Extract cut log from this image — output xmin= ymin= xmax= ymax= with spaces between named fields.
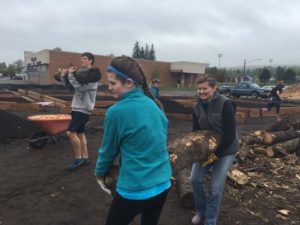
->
xmin=169 ymin=130 xmax=221 ymax=173
xmin=253 ymin=130 xmax=300 ymax=145
xmin=267 ymin=138 xmax=300 ymax=157
xmin=177 ymin=168 xmax=194 ymax=209
xmin=227 ymin=168 xmax=249 ymax=186
xmin=266 ymin=118 xmax=295 ymax=132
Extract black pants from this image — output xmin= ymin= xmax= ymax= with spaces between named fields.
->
xmin=267 ymin=97 xmax=281 ymax=113
xmin=105 ymin=189 xmax=169 ymax=225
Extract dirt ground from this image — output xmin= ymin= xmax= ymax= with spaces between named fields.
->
xmin=0 ymin=105 xmax=299 ymax=225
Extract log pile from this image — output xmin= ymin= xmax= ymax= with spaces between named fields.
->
xmin=241 ymin=120 xmax=300 ymax=157
xmin=231 ymin=120 xmax=300 ymax=223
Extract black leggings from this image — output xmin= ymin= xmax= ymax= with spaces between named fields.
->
xmin=105 ymin=189 xmax=169 ymax=225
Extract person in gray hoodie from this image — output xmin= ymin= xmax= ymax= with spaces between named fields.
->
xmin=61 ymin=52 xmax=99 ymax=171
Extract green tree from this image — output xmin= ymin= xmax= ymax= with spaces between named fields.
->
xmin=13 ymin=59 xmax=23 ymax=73
xmin=140 ymin=47 xmax=145 ymax=59
xmin=258 ymin=68 xmax=271 ymax=83
xmin=275 ymin=66 xmax=285 ymax=80
xmin=215 ymin=69 xmax=227 ymax=82
xmin=52 ymin=47 xmax=62 ymax=51
xmin=283 ymin=69 xmax=297 ymax=83
xmin=132 ymin=41 xmax=140 ymax=58
xmin=144 ymin=44 xmax=150 ymax=60
xmin=0 ymin=62 xmax=7 ymax=75
xmin=205 ymin=67 xmax=218 ymax=77
xmin=149 ymin=44 xmax=156 ymax=60
xmin=6 ymin=64 xmax=16 ymax=76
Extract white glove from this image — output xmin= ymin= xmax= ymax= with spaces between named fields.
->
xmin=96 ymin=177 xmax=112 ymax=196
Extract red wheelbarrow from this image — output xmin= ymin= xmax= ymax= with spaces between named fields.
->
xmin=27 ymin=114 xmax=71 ymax=149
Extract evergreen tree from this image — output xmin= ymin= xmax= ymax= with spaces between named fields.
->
xmin=144 ymin=44 xmax=150 ymax=60
xmin=140 ymin=47 xmax=145 ymax=59
xmin=283 ymin=69 xmax=297 ymax=83
xmin=0 ymin=62 xmax=7 ymax=75
xmin=275 ymin=66 xmax=285 ymax=80
xmin=149 ymin=44 xmax=156 ymax=60
xmin=258 ymin=68 xmax=271 ymax=83
xmin=132 ymin=41 xmax=140 ymax=59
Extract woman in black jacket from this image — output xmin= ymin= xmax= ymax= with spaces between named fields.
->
xmin=190 ymin=76 xmax=239 ymax=225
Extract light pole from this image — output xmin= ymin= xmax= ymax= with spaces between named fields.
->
xmin=269 ymin=58 xmax=273 ymax=67
xmin=243 ymin=58 xmax=261 ymax=77
xmin=217 ymin=53 xmax=223 ymax=69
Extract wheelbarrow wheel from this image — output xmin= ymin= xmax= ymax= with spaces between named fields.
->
xmin=28 ymin=131 xmax=48 ymax=149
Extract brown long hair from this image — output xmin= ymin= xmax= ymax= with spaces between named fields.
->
xmin=109 ymin=56 xmax=163 ymax=109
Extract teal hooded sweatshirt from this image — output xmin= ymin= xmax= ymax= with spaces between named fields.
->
xmin=95 ymin=88 xmax=172 ymax=191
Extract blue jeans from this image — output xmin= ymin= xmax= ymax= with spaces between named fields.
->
xmin=190 ymin=154 xmax=235 ymax=225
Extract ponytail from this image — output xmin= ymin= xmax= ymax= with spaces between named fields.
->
xmin=135 ymin=63 xmax=164 ymax=110
xmin=110 ymin=56 xmax=164 ymax=110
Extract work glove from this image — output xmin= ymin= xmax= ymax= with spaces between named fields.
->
xmin=202 ymin=153 xmax=218 ymax=167
xmin=96 ymin=176 xmax=112 ymax=196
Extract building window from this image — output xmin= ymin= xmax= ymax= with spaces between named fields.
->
xmin=26 ymin=64 xmax=47 ymax=80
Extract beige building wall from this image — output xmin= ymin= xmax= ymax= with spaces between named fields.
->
xmin=171 ymin=61 xmax=207 ymax=74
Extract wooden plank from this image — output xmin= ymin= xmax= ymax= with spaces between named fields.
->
xmin=0 ymin=101 xmax=42 ymax=112
xmin=42 ymin=95 xmax=71 ymax=107
xmin=27 ymin=90 xmax=43 ymax=101
xmin=166 ymin=113 xmax=192 ymax=121
xmin=18 ymin=89 xmax=28 ymax=96
xmin=95 ymin=101 xmax=116 ymax=107
xmin=173 ymin=99 xmax=195 ymax=108
xmin=10 ymin=91 xmax=35 ymax=103
xmin=249 ymin=107 xmax=300 ymax=118
xmin=57 ymin=106 xmax=107 ymax=116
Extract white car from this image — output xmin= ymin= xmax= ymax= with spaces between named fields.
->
xmin=261 ymin=85 xmax=274 ymax=91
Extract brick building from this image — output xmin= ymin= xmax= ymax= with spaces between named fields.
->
xmin=24 ymin=49 xmax=208 ymax=87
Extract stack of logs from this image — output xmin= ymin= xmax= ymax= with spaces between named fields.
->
xmin=169 ymin=118 xmax=300 ymax=209
xmin=241 ymin=118 xmax=300 ymax=159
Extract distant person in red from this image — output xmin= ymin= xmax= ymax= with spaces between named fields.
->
xmin=260 ymin=80 xmax=285 ymax=121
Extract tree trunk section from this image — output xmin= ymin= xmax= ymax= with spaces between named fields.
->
xmin=271 ymin=138 xmax=300 ymax=154
xmin=177 ymin=168 xmax=194 ymax=209
xmin=169 ymin=130 xmax=221 ymax=174
xmin=254 ymin=130 xmax=300 ymax=145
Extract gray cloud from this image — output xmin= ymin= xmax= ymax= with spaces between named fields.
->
xmin=1 ymin=0 xmax=300 ymax=67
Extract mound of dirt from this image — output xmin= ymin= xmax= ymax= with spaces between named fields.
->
xmin=0 ymin=110 xmax=38 ymax=143
xmin=282 ymin=83 xmax=300 ymax=100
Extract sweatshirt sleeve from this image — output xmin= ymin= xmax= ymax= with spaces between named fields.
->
xmin=215 ymin=100 xmax=236 ymax=157
xmin=95 ymin=114 xmax=120 ymax=177
xmin=67 ymin=73 xmax=95 ymax=92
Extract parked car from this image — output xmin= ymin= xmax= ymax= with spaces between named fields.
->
xmin=261 ymin=85 xmax=274 ymax=91
xmin=12 ymin=75 xmax=23 ymax=80
xmin=219 ymin=82 xmax=270 ymax=98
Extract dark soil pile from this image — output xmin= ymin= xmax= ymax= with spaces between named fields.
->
xmin=160 ymin=98 xmax=193 ymax=114
xmin=0 ymin=110 xmax=38 ymax=143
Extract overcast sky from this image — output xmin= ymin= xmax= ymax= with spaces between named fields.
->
xmin=1 ymin=0 xmax=300 ymax=68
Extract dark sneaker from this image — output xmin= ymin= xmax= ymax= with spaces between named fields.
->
xmin=81 ymin=158 xmax=91 ymax=165
xmin=67 ymin=159 xmax=83 ymax=171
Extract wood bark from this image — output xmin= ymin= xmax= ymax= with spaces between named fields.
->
xmin=177 ymin=168 xmax=194 ymax=209
xmin=254 ymin=130 xmax=300 ymax=145
xmin=266 ymin=118 xmax=295 ymax=132
xmin=266 ymin=138 xmax=300 ymax=157
xmin=169 ymin=130 xmax=221 ymax=174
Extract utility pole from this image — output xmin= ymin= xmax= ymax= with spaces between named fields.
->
xmin=243 ymin=58 xmax=261 ymax=78
xmin=217 ymin=53 xmax=223 ymax=69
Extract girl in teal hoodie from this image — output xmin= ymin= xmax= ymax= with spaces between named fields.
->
xmin=95 ymin=56 xmax=171 ymax=225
